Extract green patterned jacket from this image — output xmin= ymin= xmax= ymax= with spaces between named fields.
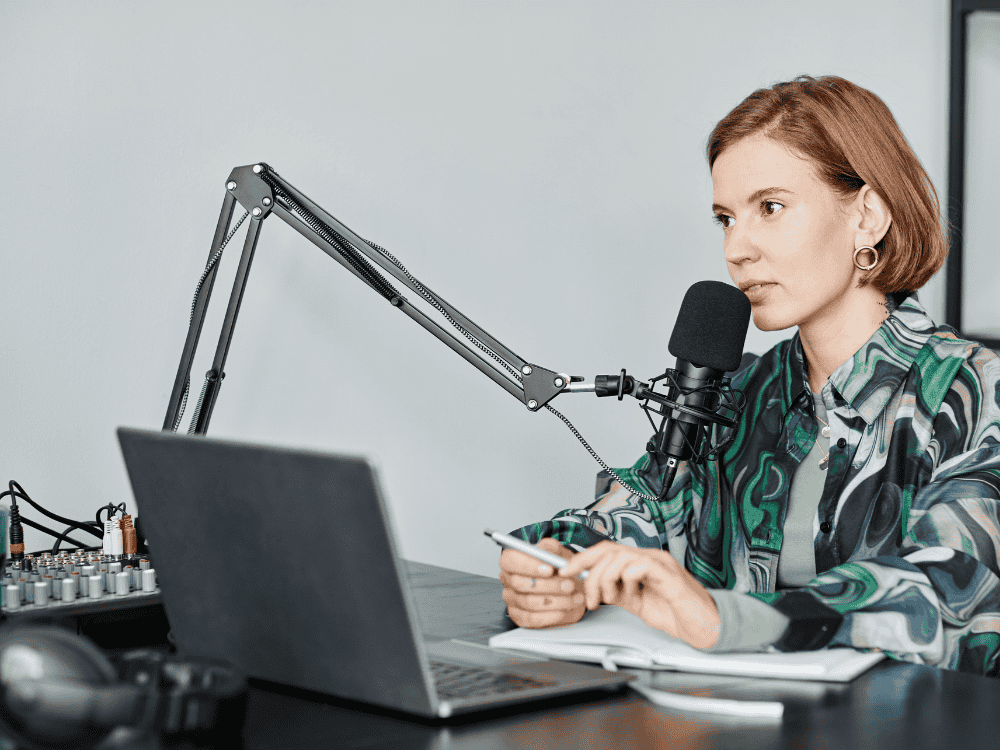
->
xmin=512 ymin=295 xmax=1000 ymax=674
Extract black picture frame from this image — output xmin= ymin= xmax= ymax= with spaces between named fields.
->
xmin=947 ymin=0 xmax=1000 ymax=348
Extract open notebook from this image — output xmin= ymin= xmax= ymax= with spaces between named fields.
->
xmin=490 ymin=605 xmax=885 ymax=682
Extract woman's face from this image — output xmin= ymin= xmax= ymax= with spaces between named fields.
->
xmin=711 ymin=135 xmax=859 ymax=332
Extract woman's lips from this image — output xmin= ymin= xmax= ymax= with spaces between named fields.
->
xmin=743 ymin=283 xmax=774 ymax=302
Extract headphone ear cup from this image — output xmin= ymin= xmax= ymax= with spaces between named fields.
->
xmin=0 ymin=628 xmax=248 ymax=750
xmin=0 ymin=626 xmax=127 ymax=750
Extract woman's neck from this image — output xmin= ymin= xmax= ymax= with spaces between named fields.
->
xmin=799 ymin=287 xmax=892 ymax=394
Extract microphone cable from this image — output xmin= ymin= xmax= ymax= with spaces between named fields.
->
xmin=260 ymin=169 xmax=525 ymax=386
xmin=262 ymin=179 xmax=663 ymax=498
xmin=542 ymin=403 xmax=660 ymax=502
xmin=213 ymin=167 xmax=691 ymax=504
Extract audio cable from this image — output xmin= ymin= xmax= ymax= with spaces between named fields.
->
xmin=1 ymin=482 xmax=108 ymax=555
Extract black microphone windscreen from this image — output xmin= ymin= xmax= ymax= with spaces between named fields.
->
xmin=668 ymin=281 xmax=751 ymax=372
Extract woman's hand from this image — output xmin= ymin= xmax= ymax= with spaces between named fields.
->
xmin=559 ymin=541 xmax=721 ymax=649
xmin=499 ymin=538 xmax=586 ymax=629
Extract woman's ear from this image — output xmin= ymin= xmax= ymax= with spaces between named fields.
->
xmin=853 ymin=185 xmax=892 ymax=247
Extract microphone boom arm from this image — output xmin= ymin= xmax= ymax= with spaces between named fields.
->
xmin=161 ymin=163 xmax=748 ymax=509
xmin=162 ymin=158 xmax=745 ymax=499
xmin=163 ymin=163 xmax=583 ymax=434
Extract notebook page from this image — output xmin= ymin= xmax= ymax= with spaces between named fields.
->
xmin=490 ymin=605 xmax=884 ymax=682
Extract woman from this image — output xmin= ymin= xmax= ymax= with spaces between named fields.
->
xmin=499 ymin=75 xmax=1000 ymax=674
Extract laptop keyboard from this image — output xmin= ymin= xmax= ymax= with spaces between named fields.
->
xmin=430 ymin=660 xmax=557 ymax=700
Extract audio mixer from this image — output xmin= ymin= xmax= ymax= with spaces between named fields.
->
xmin=1 ymin=549 xmax=161 ymax=623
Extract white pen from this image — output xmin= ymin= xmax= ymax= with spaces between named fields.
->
xmin=484 ymin=529 xmax=589 ymax=580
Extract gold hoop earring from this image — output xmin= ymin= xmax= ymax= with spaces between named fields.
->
xmin=854 ymin=245 xmax=879 ymax=271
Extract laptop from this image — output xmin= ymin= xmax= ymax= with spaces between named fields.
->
xmin=116 ymin=428 xmax=632 ymax=718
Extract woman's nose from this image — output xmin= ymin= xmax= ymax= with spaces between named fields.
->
xmin=724 ymin=223 xmax=757 ymax=266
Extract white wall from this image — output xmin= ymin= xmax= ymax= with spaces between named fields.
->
xmin=0 ymin=1 xmax=949 ymax=576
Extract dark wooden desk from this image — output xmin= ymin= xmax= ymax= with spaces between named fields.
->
xmin=232 ymin=561 xmax=1000 ymax=750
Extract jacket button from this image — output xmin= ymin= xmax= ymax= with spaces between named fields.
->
xmin=837 ymin=438 xmax=847 ymax=449
xmin=820 ymin=521 xmax=833 ymax=533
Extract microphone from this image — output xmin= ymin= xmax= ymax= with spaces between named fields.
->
xmin=589 ymin=281 xmax=751 ymax=500
xmin=646 ymin=280 xmax=751 ymax=498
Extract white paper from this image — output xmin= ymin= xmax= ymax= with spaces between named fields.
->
xmin=489 ymin=605 xmax=884 ymax=682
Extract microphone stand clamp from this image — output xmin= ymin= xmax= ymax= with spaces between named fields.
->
xmin=521 ymin=365 xmax=580 ymax=411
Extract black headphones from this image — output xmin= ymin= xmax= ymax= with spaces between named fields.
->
xmin=0 ymin=626 xmax=246 ymax=750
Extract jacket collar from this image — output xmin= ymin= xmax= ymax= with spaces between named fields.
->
xmin=822 ymin=294 xmax=937 ymax=424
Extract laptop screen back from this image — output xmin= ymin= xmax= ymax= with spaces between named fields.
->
xmin=117 ymin=427 xmax=435 ymax=713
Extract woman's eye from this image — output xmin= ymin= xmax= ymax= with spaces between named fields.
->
xmin=713 ymin=213 xmax=734 ymax=229
xmin=762 ymin=200 xmax=783 ymax=215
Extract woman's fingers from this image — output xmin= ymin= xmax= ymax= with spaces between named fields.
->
xmin=591 ymin=550 xmax=632 ymax=605
xmin=502 ymin=585 xmax=582 ymax=611
xmin=562 ymin=542 xmax=615 ymax=609
xmin=559 ymin=541 xmax=609 ymax=578
xmin=601 ymin=553 xmax=650 ymax=604
xmin=507 ymin=601 xmax=585 ymax=629
xmin=500 ymin=570 xmax=576 ymax=595
xmin=580 ymin=546 xmax=621 ymax=610
xmin=518 ymin=539 xmax=720 ymax=647
xmin=536 ymin=536 xmax=575 ymax=560
xmin=592 ymin=549 xmax=660 ymax=607
xmin=501 ymin=575 xmax=581 ymax=613
xmin=499 ymin=548 xmax=556 ymax=578
xmin=499 ymin=538 xmax=574 ymax=578
xmin=561 ymin=543 xmax=676 ymax=610
xmin=619 ymin=559 xmax=650 ymax=596
xmin=498 ymin=539 xmax=584 ymax=627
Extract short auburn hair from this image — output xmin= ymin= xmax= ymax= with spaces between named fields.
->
xmin=707 ymin=75 xmax=947 ymax=294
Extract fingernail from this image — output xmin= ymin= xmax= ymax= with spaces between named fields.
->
xmin=561 ymin=580 xmax=573 ymax=592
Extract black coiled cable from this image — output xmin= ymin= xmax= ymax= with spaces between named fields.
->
xmin=261 ymin=173 xmax=400 ymax=302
